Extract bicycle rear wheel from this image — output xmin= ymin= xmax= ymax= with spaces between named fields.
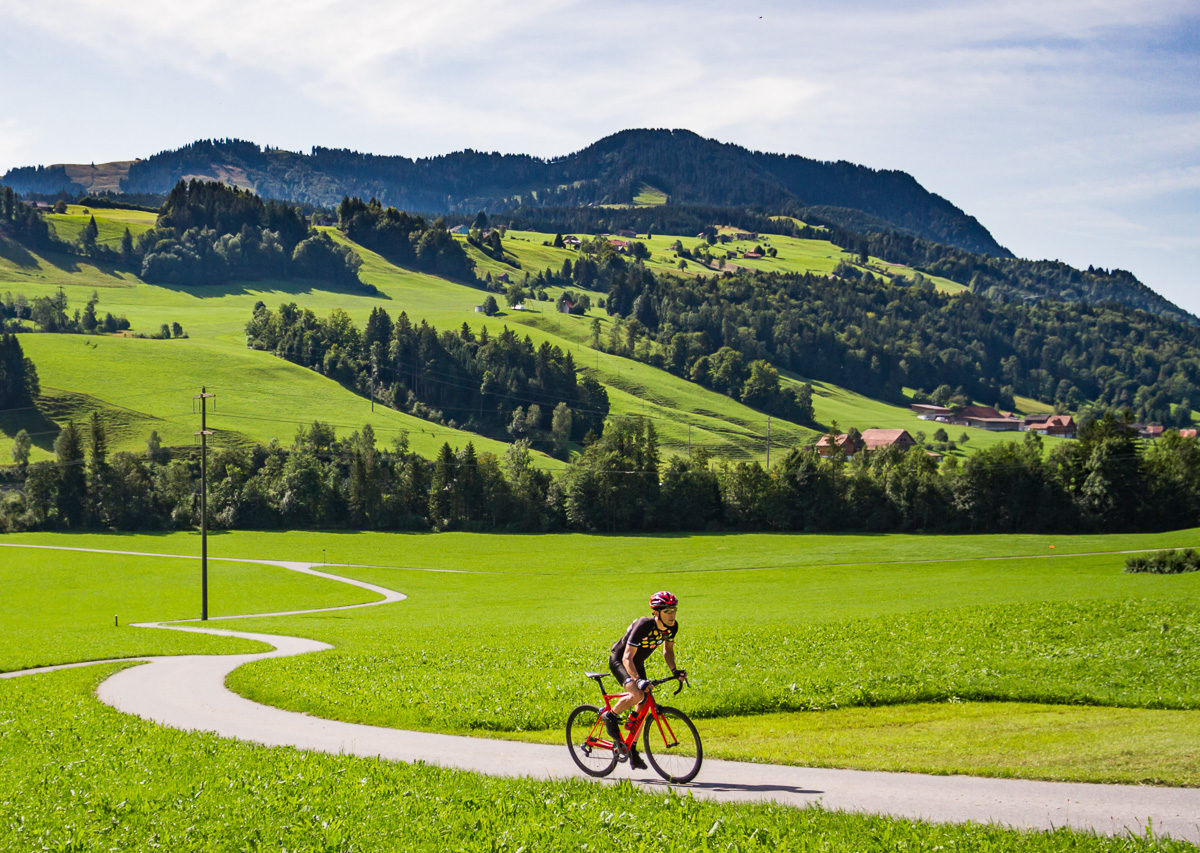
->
xmin=642 ymin=705 xmax=702 ymax=783
xmin=566 ymin=704 xmax=618 ymax=777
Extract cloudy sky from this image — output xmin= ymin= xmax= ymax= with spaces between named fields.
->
xmin=2 ymin=0 xmax=1197 ymax=312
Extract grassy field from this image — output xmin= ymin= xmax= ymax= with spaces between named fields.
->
xmin=0 ymin=542 xmax=376 ymax=669
xmin=4 ymin=666 xmax=1183 ymax=852
xmin=9 ymin=332 xmax=539 ymax=465
xmin=3 ymin=529 xmax=1200 ymax=849
xmin=1 ymin=207 xmax=1063 ymax=470
xmin=4 ymin=528 xmax=1199 ymax=789
xmin=44 ymin=204 xmax=157 ymax=246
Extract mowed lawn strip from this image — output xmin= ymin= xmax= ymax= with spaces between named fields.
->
xmin=3 ymin=666 xmax=1183 ymax=852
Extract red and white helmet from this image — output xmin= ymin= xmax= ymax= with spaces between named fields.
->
xmin=650 ymin=590 xmax=678 ymax=610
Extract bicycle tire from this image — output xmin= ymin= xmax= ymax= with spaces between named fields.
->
xmin=642 ymin=704 xmax=702 ymax=783
xmin=566 ymin=704 xmax=618 ymax=778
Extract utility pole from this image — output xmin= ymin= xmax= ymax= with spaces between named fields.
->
xmin=194 ymin=387 xmax=215 ymax=621
xmin=766 ymin=415 xmax=771 ymax=469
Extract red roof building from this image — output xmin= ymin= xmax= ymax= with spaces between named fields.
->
xmin=860 ymin=428 xmax=916 ymax=452
xmin=815 ymin=433 xmax=864 ymax=458
xmin=1025 ymin=415 xmax=1076 ymax=437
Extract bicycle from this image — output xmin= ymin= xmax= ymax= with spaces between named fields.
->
xmin=565 ymin=671 xmax=703 ymax=784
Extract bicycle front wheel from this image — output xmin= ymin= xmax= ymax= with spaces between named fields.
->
xmin=566 ymin=704 xmax=618 ymax=777
xmin=643 ymin=704 xmax=702 ymax=783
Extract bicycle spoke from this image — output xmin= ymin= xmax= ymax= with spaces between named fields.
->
xmin=642 ymin=705 xmax=703 ymax=784
xmin=566 ymin=704 xmax=618 ymax=778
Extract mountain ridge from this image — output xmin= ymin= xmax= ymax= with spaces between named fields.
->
xmin=2 ymin=129 xmax=1008 ymax=257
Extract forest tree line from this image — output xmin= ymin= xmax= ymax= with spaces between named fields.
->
xmin=3 ymin=410 xmax=1199 ymax=537
xmin=568 ymin=256 xmax=1200 ymax=427
xmin=244 ymin=303 xmax=609 ymax=451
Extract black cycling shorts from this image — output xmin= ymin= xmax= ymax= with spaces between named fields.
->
xmin=609 ymin=657 xmax=646 ymax=687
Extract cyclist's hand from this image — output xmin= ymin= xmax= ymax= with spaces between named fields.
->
xmin=673 ymin=668 xmax=688 ymax=680
xmin=636 ymin=678 xmax=653 ymax=693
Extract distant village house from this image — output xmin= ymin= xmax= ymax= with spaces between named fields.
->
xmin=816 ymin=428 xmax=916 ymax=458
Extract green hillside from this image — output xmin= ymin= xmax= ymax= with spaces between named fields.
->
xmin=463 ymin=227 xmax=965 ymax=293
xmin=0 ymin=208 xmax=1056 ymax=469
xmin=44 ymin=204 xmax=157 ymax=247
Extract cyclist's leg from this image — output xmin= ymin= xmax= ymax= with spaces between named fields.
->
xmin=610 ymin=660 xmax=649 ymax=770
xmin=608 ymin=659 xmax=645 ymax=716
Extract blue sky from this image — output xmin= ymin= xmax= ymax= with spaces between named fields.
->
xmin=1 ymin=0 xmax=1197 ymax=313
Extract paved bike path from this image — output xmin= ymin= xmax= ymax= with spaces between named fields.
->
xmin=4 ymin=545 xmax=1200 ymax=844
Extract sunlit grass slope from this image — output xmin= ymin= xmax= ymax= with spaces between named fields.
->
xmin=472 ymin=223 xmax=966 ymax=293
xmin=2 ymin=209 xmax=1024 ymax=467
xmin=10 ymin=333 xmax=540 ymax=465
xmin=44 ymin=204 xmax=157 ymax=246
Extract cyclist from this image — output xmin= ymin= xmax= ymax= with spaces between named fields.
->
xmin=602 ymin=590 xmax=687 ymax=769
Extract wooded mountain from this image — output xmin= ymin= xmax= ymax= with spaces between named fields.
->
xmin=2 ymin=130 xmax=1005 ymax=255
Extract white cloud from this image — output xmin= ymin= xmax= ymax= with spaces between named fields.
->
xmin=3 ymin=0 xmax=1198 ymax=309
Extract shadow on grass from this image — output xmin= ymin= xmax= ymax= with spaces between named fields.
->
xmin=37 ymin=248 xmax=130 ymax=281
xmin=147 ymin=275 xmax=392 ymax=301
xmin=0 ymin=404 xmax=61 ymax=452
xmin=0 ymin=237 xmax=39 ymax=269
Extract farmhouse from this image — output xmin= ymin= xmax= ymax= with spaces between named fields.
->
xmin=861 ymin=428 xmax=916 ymax=452
xmin=815 ymin=432 xmax=863 ymax=458
xmin=1181 ymin=428 xmax=1198 ymax=438
xmin=562 ymin=235 xmax=581 ymax=248
xmin=1025 ymin=414 xmax=1076 ymax=437
xmin=607 ymin=238 xmax=630 ymax=253
xmin=448 ymin=224 xmax=469 ymax=235
xmin=742 ymin=251 xmax=763 ymax=260
xmin=616 ymin=229 xmax=637 ymax=238
xmin=815 ymin=428 xmax=916 ymax=458
xmin=558 ymin=298 xmax=575 ymax=314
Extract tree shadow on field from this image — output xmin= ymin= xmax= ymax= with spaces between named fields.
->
xmin=148 ymin=276 xmax=391 ymax=302
xmin=0 ymin=405 xmax=61 ymax=452
xmin=0 ymin=236 xmax=39 ymax=269
xmin=39 ymin=248 xmax=128 ymax=281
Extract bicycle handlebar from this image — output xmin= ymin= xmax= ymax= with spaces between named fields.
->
xmin=649 ymin=673 xmax=688 ymax=695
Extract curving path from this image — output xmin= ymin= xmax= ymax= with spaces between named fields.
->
xmin=4 ymin=544 xmax=1200 ymax=844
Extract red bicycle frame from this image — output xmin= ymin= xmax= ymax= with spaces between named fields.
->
xmin=590 ymin=673 xmax=687 ymax=754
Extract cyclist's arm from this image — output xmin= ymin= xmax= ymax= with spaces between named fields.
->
xmin=663 ymin=640 xmax=678 ymax=673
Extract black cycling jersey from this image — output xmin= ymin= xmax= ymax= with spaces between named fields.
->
xmin=610 ymin=616 xmax=678 ymax=671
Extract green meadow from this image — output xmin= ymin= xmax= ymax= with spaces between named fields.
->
xmin=1 ymin=207 xmax=1056 ymax=471
xmin=4 ymin=528 xmax=1200 ymax=789
xmin=5 ymin=665 xmax=1186 ymax=852
xmin=3 ymin=529 xmax=1200 ymax=849
xmin=44 ymin=204 xmax=158 ymax=246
